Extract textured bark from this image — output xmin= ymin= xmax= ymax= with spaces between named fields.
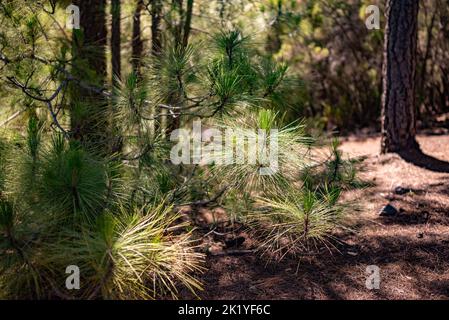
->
xmin=170 ymin=0 xmax=194 ymax=49
xmin=71 ymin=0 xmax=108 ymax=151
xmin=172 ymin=0 xmax=184 ymax=48
xmin=132 ymin=0 xmax=144 ymax=75
xmin=111 ymin=0 xmax=121 ymax=84
xmin=182 ymin=0 xmax=194 ymax=48
xmin=151 ymin=0 xmax=163 ymax=56
xmin=73 ymin=0 xmax=107 ymax=77
xmin=166 ymin=0 xmax=194 ymax=133
xmin=111 ymin=0 xmax=123 ymax=153
xmin=381 ymin=0 xmax=420 ymax=153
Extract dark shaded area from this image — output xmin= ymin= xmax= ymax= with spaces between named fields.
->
xmin=181 ymin=232 xmax=449 ymax=300
xmin=179 ymin=168 xmax=449 ymax=300
xmin=367 ymin=178 xmax=449 ymax=226
xmin=399 ymin=148 xmax=449 ymax=173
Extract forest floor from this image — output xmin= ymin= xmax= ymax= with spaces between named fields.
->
xmin=182 ymin=133 xmax=449 ymax=300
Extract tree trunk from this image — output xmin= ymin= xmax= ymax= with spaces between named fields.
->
xmin=71 ymin=0 xmax=108 ymax=152
xmin=73 ymin=0 xmax=107 ymax=76
xmin=381 ymin=0 xmax=420 ymax=153
xmin=165 ymin=0 xmax=194 ymax=133
xmin=111 ymin=0 xmax=123 ymax=153
xmin=170 ymin=0 xmax=194 ymax=49
xmin=111 ymin=0 xmax=121 ymax=84
xmin=132 ymin=0 xmax=144 ymax=76
xmin=151 ymin=0 xmax=163 ymax=56
xmin=172 ymin=0 xmax=184 ymax=48
xmin=182 ymin=0 xmax=194 ymax=48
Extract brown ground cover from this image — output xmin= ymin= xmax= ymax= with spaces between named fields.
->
xmin=182 ymin=134 xmax=449 ymax=300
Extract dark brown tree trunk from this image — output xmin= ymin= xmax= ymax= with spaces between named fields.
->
xmin=381 ymin=0 xmax=420 ymax=153
xmin=150 ymin=0 xmax=163 ymax=135
xmin=182 ymin=0 xmax=194 ymax=48
xmin=151 ymin=0 xmax=163 ymax=56
xmin=71 ymin=0 xmax=108 ymax=152
xmin=165 ymin=0 xmax=194 ymax=133
xmin=132 ymin=0 xmax=144 ymax=76
xmin=111 ymin=0 xmax=121 ymax=84
xmin=111 ymin=0 xmax=123 ymax=154
xmin=73 ymin=0 xmax=107 ymax=76
xmin=172 ymin=0 xmax=184 ymax=48
xmin=170 ymin=0 xmax=194 ymax=49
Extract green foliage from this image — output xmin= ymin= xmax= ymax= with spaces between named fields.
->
xmin=0 ymin=115 xmax=203 ymax=299
xmin=213 ymin=30 xmax=250 ymax=69
xmin=6 ymin=123 xmax=119 ymax=222
xmin=258 ymin=59 xmax=288 ymax=93
xmin=26 ymin=116 xmax=43 ymax=162
xmin=147 ymin=42 xmax=197 ymax=107
xmin=113 ymin=72 xmax=149 ymax=129
xmin=39 ymin=143 xmax=115 ymax=221
xmin=247 ymin=185 xmax=346 ymax=261
xmin=208 ymin=109 xmax=312 ymax=193
xmin=0 ymin=1 xmax=370 ymax=299
xmin=0 ymin=197 xmax=48 ymax=299
xmin=42 ymin=204 xmax=203 ymax=300
xmin=141 ymin=28 xmax=293 ymax=122
xmin=0 ymin=139 xmax=8 ymax=193
xmin=207 ymin=62 xmax=250 ymax=113
xmin=0 ymin=133 xmax=204 ymax=299
xmin=0 ymin=200 xmax=14 ymax=231
xmin=301 ymin=138 xmax=370 ymax=192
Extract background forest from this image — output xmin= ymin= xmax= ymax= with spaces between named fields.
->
xmin=0 ymin=0 xmax=448 ymax=300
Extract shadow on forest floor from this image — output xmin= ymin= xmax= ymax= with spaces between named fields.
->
xmin=399 ymin=149 xmax=449 ymax=173
xmin=186 ymin=230 xmax=449 ymax=300
xmin=183 ymin=134 xmax=449 ymax=300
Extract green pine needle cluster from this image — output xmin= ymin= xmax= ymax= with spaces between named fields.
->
xmin=0 ymin=118 xmax=204 ymax=299
xmin=0 ymin=3 xmax=361 ymax=298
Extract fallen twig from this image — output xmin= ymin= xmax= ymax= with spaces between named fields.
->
xmin=0 ymin=109 xmax=26 ymax=127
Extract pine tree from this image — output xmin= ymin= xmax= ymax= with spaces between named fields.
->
xmin=131 ymin=0 xmax=144 ymax=76
xmin=381 ymin=0 xmax=420 ymax=153
xmin=111 ymin=0 xmax=122 ymax=83
xmin=71 ymin=0 xmax=109 ymax=152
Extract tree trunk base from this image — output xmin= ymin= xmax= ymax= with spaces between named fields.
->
xmin=381 ymin=136 xmax=420 ymax=154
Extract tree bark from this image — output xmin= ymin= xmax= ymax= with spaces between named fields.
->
xmin=182 ymin=0 xmax=194 ymax=48
xmin=132 ymin=0 xmax=144 ymax=76
xmin=170 ymin=0 xmax=194 ymax=49
xmin=165 ymin=0 xmax=194 ymax=133
xmin=72 ymin=0 xmax=107 ymax=76
xmin=381 ymin=0 xmax=420 ymax=153
xmin=172 ymin=0 xmax=184 ymax=48
xmin=151 ymin=0 xmax=163 ymax=56
xmin=71 ymin=0 xmax=108 ymax=152
xmin=111 ymin=0 xmax=121 ymax=84
xmin=111 ymin=0 xmax=123 ymax=153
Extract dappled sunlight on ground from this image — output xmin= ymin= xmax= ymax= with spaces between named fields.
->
xmin=188 ymin=134 xmax=449 ymax=300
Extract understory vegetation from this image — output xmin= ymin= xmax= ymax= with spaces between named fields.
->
xmin=1 ymin=0 xmax=446 ymax=300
